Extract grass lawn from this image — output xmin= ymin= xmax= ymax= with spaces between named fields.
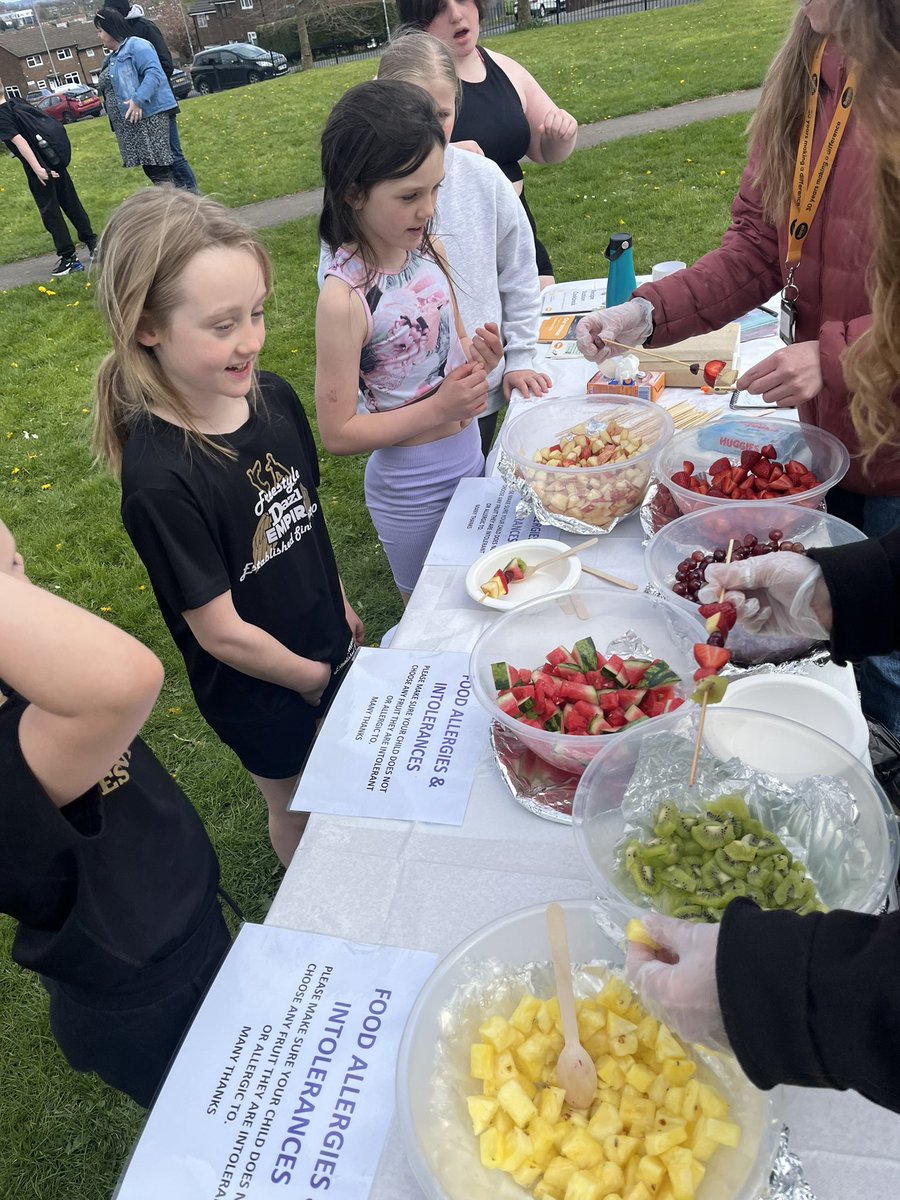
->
xmin=0 ymin=0 xmax=791 ymax=265
xmin=0 ymin=109 xmax=750 ymax=1198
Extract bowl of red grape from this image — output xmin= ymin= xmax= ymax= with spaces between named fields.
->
xmin=644 ymin=502 xmax=866 ymax=665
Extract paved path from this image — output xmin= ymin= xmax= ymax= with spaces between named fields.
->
xmin=0 ymin=87 xmax=760 ymax=293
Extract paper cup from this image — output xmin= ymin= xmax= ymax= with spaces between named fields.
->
xmin=652 ymin=260 xmax=687 ymax=281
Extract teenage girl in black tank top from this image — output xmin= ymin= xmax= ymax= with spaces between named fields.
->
xmin=452 ymin=48 xmax=553 ymax=277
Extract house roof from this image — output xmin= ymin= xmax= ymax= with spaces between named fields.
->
xmin=0 ymin=20 xmax=102 ymax=58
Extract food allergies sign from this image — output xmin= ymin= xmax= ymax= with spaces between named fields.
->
xmin=291 ymin=648 xmax=489 ymax=825
xmin=115 ymin=925 xmax=436 ymax=1200
xmin=424 ymin=476 xmax=550 ymax=566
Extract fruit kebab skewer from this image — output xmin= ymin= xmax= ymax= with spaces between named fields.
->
xmin=688 ymin=539 xmax=736 ymax=787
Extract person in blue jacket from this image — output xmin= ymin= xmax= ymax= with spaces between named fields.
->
xmin=94 ymin=8 xmax=196 ymax=189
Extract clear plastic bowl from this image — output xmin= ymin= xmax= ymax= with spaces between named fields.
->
xmin=572 ymin=706 xmax=899 ymax=927
xmin=470 ymin=587 xmax=700 ymax=775
xmin=396 ymin=898 xmax=782 ymax=1200
xmin=500 ymin=394 xmax=674 ymax=535
xmin=652 ymin=417 xmax=849 ymax=525
xmin=643 ymin=501 xmax=866 ymax=664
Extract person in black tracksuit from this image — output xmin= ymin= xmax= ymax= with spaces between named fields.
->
xmin=627 ymin=529 xmax=900 ymax=1115
xmin=0 ymin=93 xmax=96 ymax=276
xmin=0 ymin=519 xmax=230 ymax=1107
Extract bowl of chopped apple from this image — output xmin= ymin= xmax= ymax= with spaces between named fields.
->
xmin=500 ymin=395 xmax=674 ymax=536
xmin=397 ymin=898 xmax=782 ymax=1200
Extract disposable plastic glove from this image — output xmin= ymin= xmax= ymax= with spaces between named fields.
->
xmin=697 ymin=555 xmax=832 ymax=640
xmin=575 ymin=298 xmax=655 ymax=363
xmin=625 ymin=913 xmax=729 ymax=1051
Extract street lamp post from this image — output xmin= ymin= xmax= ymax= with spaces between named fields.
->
xmin=380 ymin=0 xmax=390 ymax=41
xmin=33 ymin=2 xmax=58 ymax=85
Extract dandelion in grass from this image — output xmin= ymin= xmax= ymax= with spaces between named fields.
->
xmin=41 ymin=483 xmax=51 ymax=490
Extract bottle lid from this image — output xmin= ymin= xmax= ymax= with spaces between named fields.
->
xmin=605 ymin=234 xmax=634 ymax=262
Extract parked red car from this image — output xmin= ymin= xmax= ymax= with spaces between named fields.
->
xmin=33 ymin=86 xmax=102 ymax=124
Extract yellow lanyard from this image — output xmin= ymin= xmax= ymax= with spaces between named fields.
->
xmin=786 ymin=39 xmax=857 ymax=274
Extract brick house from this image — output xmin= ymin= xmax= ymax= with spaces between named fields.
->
xmin=0 ymin=22 xmax=108 ymax=97
xmin=187 ymin=0 xmax=295 ymax=50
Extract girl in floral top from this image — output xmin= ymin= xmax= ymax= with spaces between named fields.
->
xmin=317 ymin=80 xmax=502 ymax=601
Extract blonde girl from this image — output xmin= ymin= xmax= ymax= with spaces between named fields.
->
xmin=93 ymin=188 xmax=363 ymax=866
xmin=316 ymin=78 xmax=503 ymax=602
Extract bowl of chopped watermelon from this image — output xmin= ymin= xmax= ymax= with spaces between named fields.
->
xmin=470 ymin=588 xmax=700 ymax=775
xmin=499 ymin=394 xmax=674 ymax=535
xmin=644 ymin=501 xmax=866 ymax=665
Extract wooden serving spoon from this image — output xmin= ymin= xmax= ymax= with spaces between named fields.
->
xmin=546 ymin=903 xmax=598 ymax=1110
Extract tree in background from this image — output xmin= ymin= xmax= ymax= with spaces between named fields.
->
xmin=147 ymin=0 xmax=195 ymax=61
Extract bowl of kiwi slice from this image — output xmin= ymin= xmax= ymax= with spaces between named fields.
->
xmin=572 ymin=703 xmax=899 ymax=927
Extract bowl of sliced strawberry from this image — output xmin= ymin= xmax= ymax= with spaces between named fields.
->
xmin=470 ymin=588 xmax=700 ymax=775
xmin=649 ymin=417 xmax=849 ymax=531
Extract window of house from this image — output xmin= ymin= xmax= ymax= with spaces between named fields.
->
xmin=86 ymin=48 xmax=95 ymax=57
xmin=5 ymin=86 xmax=22 ymax=98
xmin=240 ymin=0 xmax=253 ymax=8
xmin=47 ymin=75 xmax=61 ymax=88
xmin=57 ymin=48 xmax=73 ymax=61
xmin=26 ymin=54 xmax=43 ymax=67
xmin=102 ymin=47 xmax=111 ymax=55
xmin=91 ymin=72 xmax=100 ymax=84
xmin=197 ymin=13 xmax=209 ymax=26
xmin=247 ymin=30 xmax=257 ymax=43
xmin=36 ymin=78 xmax=46 ymax=87
xmin=63 ymin=72 xmax=81 ymax=85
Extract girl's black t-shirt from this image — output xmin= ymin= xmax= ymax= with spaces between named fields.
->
xmin=0 ymin=692 xmax=220 ymax=989
xmin=120 ymin=372 xmax=354 ymax=725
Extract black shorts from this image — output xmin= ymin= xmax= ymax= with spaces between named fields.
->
xmin=206 ymin=656 xmax=353 ymax=780
xmin=43 ymin=899 xmax=231 ymax=1108
xmin=519 ymin=187 xmax=554 ymax=278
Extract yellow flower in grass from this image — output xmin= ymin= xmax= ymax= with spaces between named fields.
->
xmin=167 ymin=706 xmax=182 ymax=716
xmin=11 ymin=467 xmax=20 ymax=476
xmin=100 ymin=605 xmax=112 ymax=613
xmin=41 ymin=483 xmax=51 ymax=490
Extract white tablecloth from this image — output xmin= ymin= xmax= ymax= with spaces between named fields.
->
xmin=267 ymin=306 xmax=900 ymax=1198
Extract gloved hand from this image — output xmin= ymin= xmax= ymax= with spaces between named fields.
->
xmin=575 ymin=298 xmax=655 ymax=363
xmin=625 ymin=913 xmax=729 ymax=1051
xmin=698 ymin=555 xmax=832 ymax=639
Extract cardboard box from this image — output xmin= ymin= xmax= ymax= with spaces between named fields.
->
xmin=588 ymin=369 xmax=666 ymax=403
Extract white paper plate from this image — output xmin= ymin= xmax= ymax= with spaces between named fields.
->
xmin=464 ymin=538 xmax=581 ymax=611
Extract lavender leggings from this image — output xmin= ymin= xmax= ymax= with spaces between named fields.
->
xmin=365 ymin=420 xmax=484 ymax=593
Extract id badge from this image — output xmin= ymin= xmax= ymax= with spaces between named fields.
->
xmin=779 ymin=296 xmax=797 ymax=345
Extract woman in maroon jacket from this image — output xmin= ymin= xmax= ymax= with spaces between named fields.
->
xmin=624 ymin=1 xmax=900 ymax=1113
xmin=578 ymin=0 xmax=900 ymax=736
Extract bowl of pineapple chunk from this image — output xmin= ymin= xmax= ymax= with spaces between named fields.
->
xmin=499 ymin=395 xmax=674 ymax=536
xmin=396 ymin=899 xmax=781 ymax=1200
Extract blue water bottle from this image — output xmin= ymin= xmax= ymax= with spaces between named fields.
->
xmin=605 ymin=233 xmax=637 ymax=309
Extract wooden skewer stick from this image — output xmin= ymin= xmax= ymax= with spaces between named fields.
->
xmin=580 ymin=563 xmax=639 ymax=591
xmin=688 ymin=537 xmax=734 ymax=787
xmin=527 ymin=537 xmax=598 ymax=575
xmin=602 ymin=338 xmax=702 ymax=370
